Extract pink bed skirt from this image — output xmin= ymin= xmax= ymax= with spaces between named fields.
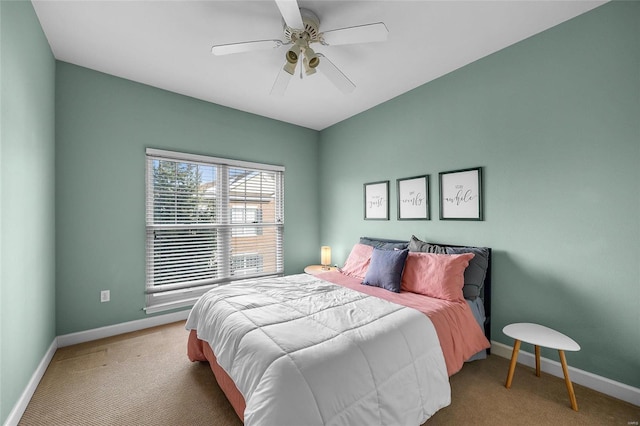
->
xmin=188 ymin=329 xmax=246 ymax=421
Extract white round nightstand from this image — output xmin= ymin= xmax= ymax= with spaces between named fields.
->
xmin=503 ymin=322 xmax=580 ymax=411
xmin=304 ymin=265 xmax=337 ymax=275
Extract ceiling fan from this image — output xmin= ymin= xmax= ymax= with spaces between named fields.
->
xmin=211 ymin=0 xmax=389 ymax=95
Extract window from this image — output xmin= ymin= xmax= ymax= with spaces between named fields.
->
xmin=231 ymin=206 xmax=263 ymax=237
xmin=231 ymin=253 xmax=263 ymax=276
xmin=145 ymin=148 xmax=284 ymax=313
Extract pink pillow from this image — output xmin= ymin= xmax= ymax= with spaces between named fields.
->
xmin=401 ymin=252 xmax=475 ymax=301
xmin=341 ymin=243 xmax=374 ymax=279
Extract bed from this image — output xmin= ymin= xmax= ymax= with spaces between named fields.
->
xmin=186 ymin=236 xmax=491 ymax=425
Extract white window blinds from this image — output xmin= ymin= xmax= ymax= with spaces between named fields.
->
xmin=145 ymin=148 xmax=284 ymax=312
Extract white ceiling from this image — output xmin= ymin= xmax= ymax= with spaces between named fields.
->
xmin=32 ymin=0 xmax=606 ymax=131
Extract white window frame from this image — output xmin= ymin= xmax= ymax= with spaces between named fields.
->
xmin=231 ymin=252 xmax=263 ymax=276
xmin=145 ymin=148 xmax=284 ymax=313
xmin=231 ymin=206 xmax=263 ymax=237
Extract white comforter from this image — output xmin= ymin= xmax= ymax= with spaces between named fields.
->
xmin=186 ymin=274 xmax=450 ymax=426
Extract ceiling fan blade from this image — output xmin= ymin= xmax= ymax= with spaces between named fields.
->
xmin=270 ymin=66 xmax=293 ymax=96
xmin=316 ymin=54 xmax=355 ymax=94
xmin=321 ymin=22 xmax=388 ymax=46
xmin=211 ymin=40 xmax=283 ymax=56
xmin=275 ymin=0 xmax=304 ymax=30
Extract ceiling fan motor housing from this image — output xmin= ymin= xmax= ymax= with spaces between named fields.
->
xmin=283 ymin=8 xmax=320 ymax=44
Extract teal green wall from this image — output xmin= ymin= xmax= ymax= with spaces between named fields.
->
xmin=55 ymin=62 xmax=319 ymax=335
xmin=0 ymin=0 xmax=57 ymax=423
xmin=2 ymin=1 xmax=638 ymax=420
xmin=319 ymin=1 xmax=639 ymax=388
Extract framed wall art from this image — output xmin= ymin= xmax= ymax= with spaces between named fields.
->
xmin=439 ymin=167 xmax=483 ymax=221
xmin=397 ymin=175 xmax=429 ymax=220
xmin=364 ymin=181 xmax=389 ymax=220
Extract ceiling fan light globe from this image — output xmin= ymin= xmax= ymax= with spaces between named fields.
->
xmin=286 ymin=44 xmax=300 ymax=64
xmin=303 ymin=46 xmax=319 ymax=68
xmin=283 ymin=60 xmax=297 ymax=75
xmin=286 ymin=50 xmax=298 ymax=63
xmin=303 ymin=58 xmax=317 ymax=76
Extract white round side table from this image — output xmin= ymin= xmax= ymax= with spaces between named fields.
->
xmin=303 ymin=264 xmax=337 ymax=275
xmin=503 ymin=322 xmax=581 ymax=411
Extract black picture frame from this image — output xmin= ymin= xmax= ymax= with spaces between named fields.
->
xmin=439 ymin=167 xmax=483 ymax=221
xmin=364 ymin=181 xmax=389 ymax=220
xmin=397 ymin=175 xmax=430 ymax=220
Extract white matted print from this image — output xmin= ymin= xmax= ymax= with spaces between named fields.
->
xmin=397 ymin=175 xmax=429 ymax=220
xmin=364 ymin=181 xmax=389 ymax=220
xmin=439 ymin=167 xmax=483 ymax=220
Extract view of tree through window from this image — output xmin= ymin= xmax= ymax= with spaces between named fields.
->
xmin=151 ymin=160 xmax=219 ymax=286
xmin=145 ymin=149 xmax=284 ymax=312
xmin=152 ymin=160 xmax=217 ymax=224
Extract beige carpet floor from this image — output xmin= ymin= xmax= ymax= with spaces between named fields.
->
xmin=19 ymin=321 xmax=639 ymax=425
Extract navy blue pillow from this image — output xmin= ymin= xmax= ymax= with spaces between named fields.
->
xmin=362 ymin=248 xmax=409 ymax=293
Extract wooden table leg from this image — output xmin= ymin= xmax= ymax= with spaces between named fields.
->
xmin=559 ymin=350 xmax=578 ymax=411
xmin=535 ymin=345 xmax=541 ymax=377
xmin=505 ymin=339 xmax=521 ymax=388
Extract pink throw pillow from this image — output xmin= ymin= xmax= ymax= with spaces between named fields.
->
xmin=401 ymin=252 xmax=475 ymax=301
xmin=341 ymin=243 xmax=374 ymax=279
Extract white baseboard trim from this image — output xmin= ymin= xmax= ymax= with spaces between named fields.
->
xmin=4 ymin=339 xmax=58 ymax=426
xmin=491 ymin=340 xmax=640 ymax=407
xmin=57 ymin=310 xmax=190 ymax=347
xmin=5 ymin=310 xmax=191 ymax=426
xmin=6 ymin=318 xmax=637 ymax=426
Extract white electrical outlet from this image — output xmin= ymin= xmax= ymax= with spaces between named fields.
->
xmin=100 ymin=290 xmax=110 ymax=303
